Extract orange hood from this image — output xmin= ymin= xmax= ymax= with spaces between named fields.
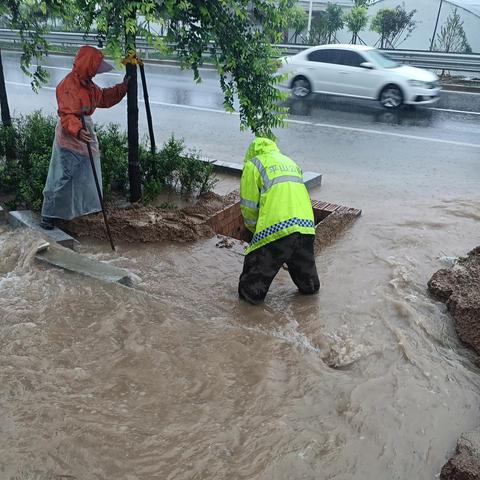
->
xmin=72 ymin=46 xmax=104 ymax=79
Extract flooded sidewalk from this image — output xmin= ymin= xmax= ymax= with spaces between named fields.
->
xmin=1 ymin=191 xmax=480 ymax=479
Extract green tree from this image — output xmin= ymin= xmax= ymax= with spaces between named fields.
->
xmin=324 ymin=3 xmax=344 ymax=44
xmin=70 ymin=0 xmax=293 ymax=202
xmin=433 ymin=8 xmax=472 ymax=54
xmin=309 ymin=11 xmax=329 ymax=45
xmin=309 ymin=3 xmax=344 ymax=45
xmin=285 ymin=4 xmax=308 ymax=44
xmin=344 ymin=5 xmax=369 ymax=44
xmin=0 ymin=0 xmax=67 ymax=160
xmin=371 ymin=5 xmax=417 ymax=49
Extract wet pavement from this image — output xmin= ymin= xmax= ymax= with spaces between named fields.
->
xmin=1 ymin=50 xmax=480 ymax=479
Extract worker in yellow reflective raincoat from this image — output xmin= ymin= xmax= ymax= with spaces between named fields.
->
xmin=238 ymin=137 xmax=320 ymax=304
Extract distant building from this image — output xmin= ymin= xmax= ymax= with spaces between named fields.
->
xmin=298 ymin=0 xmax=480 ymax=52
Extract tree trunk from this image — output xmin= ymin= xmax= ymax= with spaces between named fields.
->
xmin=0 ymin=49 xmax=11 ymax=128
xmin=126 ymin=16 xmax=142 ymax=203
xmin=0 ymin=48 xmax=15 ymax=161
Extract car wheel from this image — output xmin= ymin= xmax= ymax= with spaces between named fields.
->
xmin=380 ymin=85 xmax=403 ymax=109
xmin=291 ymin=77 xmax=311 ymax=98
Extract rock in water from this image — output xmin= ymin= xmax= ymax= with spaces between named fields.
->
xmin=428 ymin=246 xmax=480 ymax=355
xmin=441 ymin=431 xmax=480 ymax=480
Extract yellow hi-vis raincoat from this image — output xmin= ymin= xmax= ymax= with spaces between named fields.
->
xmin=240 ymin=137 xmax=315 ymax=255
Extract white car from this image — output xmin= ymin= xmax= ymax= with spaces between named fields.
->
xmin=278 ymin=44 xmax=441 ymax=109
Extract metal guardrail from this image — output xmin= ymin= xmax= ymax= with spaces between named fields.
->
xmin=1 ymin=29 xmax=479 ymax=73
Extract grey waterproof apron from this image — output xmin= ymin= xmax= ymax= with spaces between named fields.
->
xmin=42 ymin=115 xmax=102 ymax=220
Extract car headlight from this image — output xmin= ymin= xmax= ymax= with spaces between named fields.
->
xmin=408 ymin=80 xmax=427 ymax=87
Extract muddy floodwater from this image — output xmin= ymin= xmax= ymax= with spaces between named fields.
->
xmin=1 ymin=180 xmax=480 ymax=479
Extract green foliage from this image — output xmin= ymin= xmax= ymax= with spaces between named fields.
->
xmin=0 ymin=124 xmax=15 ymax=159
xmin=0 ymin=112 xmax=218 ymax=210
xmin=71 ymin=0 xmax=294 ymax=137
xmin=309 ymin=3 xmax=344 ymax=45
xmin=344 ymin=6 xmax=369 ymax=44
xmin=95 ymin=123 xmax=129 ymax=196
xmin=0 ymin=110 xmax=56 ymax=209
xmin=285 ymin=4 xmax=308 ymax=43
xmin=309 ymin=12 xmax=329 ymax=45
xmin=433 ymin=8 xmax=472 ymax=54
xmin=1 ymin=0 xmax=70 ymax=91
xmin=371 ymin=5 xmax=417 ymax=49
xmin=141 ymin=135 xmax=217 ymax=203
xmin=324 ymin=3 xmax=344 ymax=44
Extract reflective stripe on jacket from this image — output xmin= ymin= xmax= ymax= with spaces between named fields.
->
xmin=240 ymin=137 xmax=315 ymax=255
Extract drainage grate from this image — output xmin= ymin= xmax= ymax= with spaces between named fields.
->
xmin=208 ymin=201 xmax=362 ymax=242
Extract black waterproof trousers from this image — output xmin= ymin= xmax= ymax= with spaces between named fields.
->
xmin=238 ymin=233 xmax=320 ymax=305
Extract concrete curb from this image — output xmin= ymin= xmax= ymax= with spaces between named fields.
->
xmin=199 ymin=156 xmax=322 ymax=190
xmin=36 ymin=245 xmax=137 ymax=287
xmin=8 ymin=210 xmax=78 ymax=249
xmin=442 ymin=84 xmax=480 ymax=93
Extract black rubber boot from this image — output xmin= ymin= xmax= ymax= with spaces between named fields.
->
xmin=40 ymin=216 xmax=55 ymax=230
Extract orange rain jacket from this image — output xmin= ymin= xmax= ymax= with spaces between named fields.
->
xmin=56 ymin=45 xmax=128 ymax=138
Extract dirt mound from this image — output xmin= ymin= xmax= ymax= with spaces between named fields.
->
xmin=441 ymin=430 xmax=480 ymax=480
xmin=428 ymin=246 xmax=480 ymax=355
xmin=314 ymin=211 xmax=359 ymax=255
xmin=62 ymin=192 xmax=238 ymax=243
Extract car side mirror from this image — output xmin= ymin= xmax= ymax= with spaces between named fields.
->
xmin=360 ymin=62 xmax=375 ymax=70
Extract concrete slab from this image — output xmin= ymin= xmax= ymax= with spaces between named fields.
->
xmin=8 ymin=210 xmax=78 ymax=249
xmin=304 ymin=171 xmax=323 ymax=190
xmin=199 ymin=156 xmax=243 ymax=175
xmin=199 ymin=156 xmax=322 ymax=191
xmin=36 ymin=245 xmax=137 ymax=287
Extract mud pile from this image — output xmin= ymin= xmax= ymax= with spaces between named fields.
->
xmin=428 ymin=246 xmax=480 ymax=355
xmin=62 ymin=192 xmax=238 ymax=243
xmin=441 ymin=431 xmax=480 ymax=480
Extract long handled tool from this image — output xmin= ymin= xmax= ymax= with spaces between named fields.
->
xmin=122 ymin=53 xmax=156 ymax=155
xmin=81 ymin=114 xmax=116 ymax=251
xmin=139 ymin=61 xmax=156 ymax=155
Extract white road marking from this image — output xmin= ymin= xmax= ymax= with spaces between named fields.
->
xmin=428 ymin=107 xmax=480 ymax=116
xmin=40 ymin=65 xmax=123 ymax=77
xmin=146 ymin=99 xmax=236 ymax=114
xmin=311 ymin=122 xmax=480 ymax=148
xmin=6 ymin=80 xmax=480 ymax=149
xmin=7 ymin=80 xmax=56 ymax=91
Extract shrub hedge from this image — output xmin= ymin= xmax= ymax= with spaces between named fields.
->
xmin=0 ymin=111 xmax=217 ymax=210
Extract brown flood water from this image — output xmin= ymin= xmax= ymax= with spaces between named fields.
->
xmin=1 ymin=192 xmax=480 ymax=479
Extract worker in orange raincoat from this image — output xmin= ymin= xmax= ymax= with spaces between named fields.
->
xmin=41 ymin=45 xmax=129 ymax=229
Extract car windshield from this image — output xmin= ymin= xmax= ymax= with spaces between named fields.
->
xmin=367 ymin=49 xmax=400 ymax=69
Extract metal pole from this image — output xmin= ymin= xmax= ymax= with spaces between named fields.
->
xmin=139 ymin=62 xmax=156 ymax=155
xmin=81 ymin=115 xmax=116 ymax=252
xmin=430 ymin=0 xmax=444 ymax=51
xmin=307 ymin=0 xmax=314 ymax=39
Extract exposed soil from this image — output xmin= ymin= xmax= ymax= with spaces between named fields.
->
xmin=428 ymin=246 xmax=480 ymax=355
xmin=441 ymin=431 xmax=480 ymax=480
xmin=61 ymin=192 xmax=239 ymax=243
xmin=314 ymin=211 xmax=359 ymax=255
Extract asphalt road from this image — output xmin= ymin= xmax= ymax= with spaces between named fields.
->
xmin=3 ymin=50 xmax=480 ymax=206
